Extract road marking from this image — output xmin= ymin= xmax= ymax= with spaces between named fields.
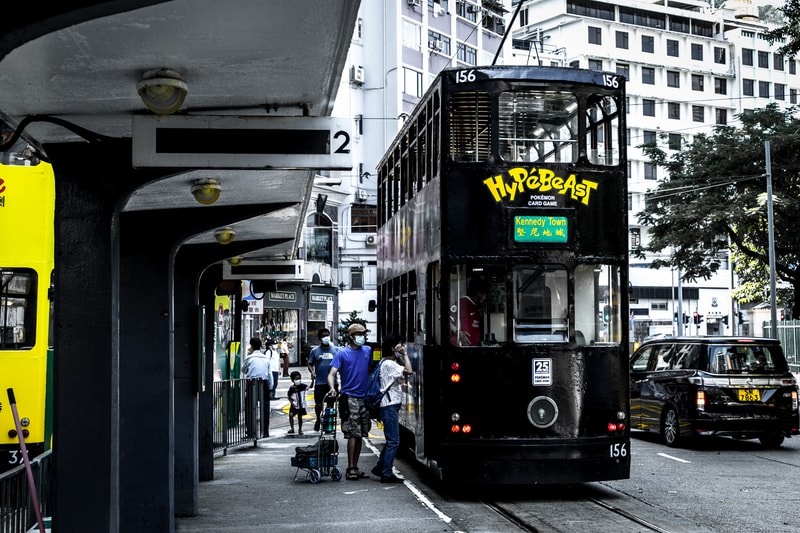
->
xmin=365 ymin=439 xmax=454 ymax=526
xmin=658 ymin=452 xmax=690 ymax=463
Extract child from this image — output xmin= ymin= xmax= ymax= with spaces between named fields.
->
xmin=286 ymin=371 xmax=308 ymax=435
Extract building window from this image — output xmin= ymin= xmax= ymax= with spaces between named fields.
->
xmin=666 ymin=39 xmax=679 ymax=57
xmin=668 ymin=133 xmax=681 ymax=150
xmin=692 ymin=105 xmax=704 ymax=123
xmin=402 ymin=20 xmax=422 ymax=50
xmin=616 ymin=31 xmax=628 ymax=49
xmin=775 ymin=83 xmax=786 ymax=101
xmin=588 ymin=59 xmax=603 ymax=71
xmin=456 ymin=43 xmax=477 ymax=65
xmin=350 ymin=267 xmax=364 ymax=290
xmin=588 ymin=26 xmax=602 ymax=45
xmin=714 ymin=78 xmax=727 ymax=95
xmin=691 ymin=74 xmax=704 ymax=91
xmin=643 ymin=130 xmax=656 ymax=144
xmin=715 ymin=108 xmax=727 ymax=125
xmin=668 ymin=102 xmax=680 ymax=120
xmin=428 ymin=31 xmax=451 ymax=54
xmin=758 ymin=51 xmax=769 ymax=68
xmin=351 ymin=204 xmax=377 ymax=233
xmin=642 ymin=99 xmax=655 ymax=116
xmin=774 ymin=53 xmax=785 ymax=71
xmin=403 ymin=67 xmax=423 ymax=97
xmin=616 ymin=63 xmax=629 ymax=79
xmin=644 ymin=163 xmax=657 ymax=180
xmin=791 ymin=89 xmax=798 ymax=104
xmin=742 ymin=48 xmax=754 ymax=66
xmin=641 ymin=35 xmax=654 ymax=53
xmin=667 ymin=71 xmax=680 ymax=88
xmin=642 ymin=67 xmax=655 ymax=84
xmin=630 ymin=228 xmax=641 ymax=247
xmin=628 ymin=193 xmax=633 ymax=211
xmin=743 ymin=79 xmax=754 ymax=96
xmin=714 ymin=47 xmax=726 ymax=64
xmin=758 ymin=80 xmax=770 ymax=98
xmin=691 ymin=43 xmax=703 ymax=61
xmin=790 ymin=59 xmax=796 ymax=75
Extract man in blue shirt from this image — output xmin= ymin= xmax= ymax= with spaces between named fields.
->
xmin=307 ymin=328 xmax=339 ymax=431
xmin=328 ymin=322 xmax=371 ymax=480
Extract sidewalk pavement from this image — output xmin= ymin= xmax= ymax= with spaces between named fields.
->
xmin=176 ymin=367 xmax=450 ymax=532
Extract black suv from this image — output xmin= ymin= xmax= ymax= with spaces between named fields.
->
xmin=630 ymin=337 xmax=799 ymax=447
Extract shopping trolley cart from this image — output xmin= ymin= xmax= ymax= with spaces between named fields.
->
xmin=291 ymin=395 xmax=341 ymax=483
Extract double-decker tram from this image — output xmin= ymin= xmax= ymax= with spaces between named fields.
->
xmin=0 ymin=148 xmax=55 ymax=473
xmin=376 ymin=66 xmax=630 ymax=484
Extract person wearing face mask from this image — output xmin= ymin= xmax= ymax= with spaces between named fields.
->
xmin=307 ymin=328 xmax=339 ymax=431
xmin=286 ymin=371 xmax=308 ymax=435
xmin=327 ymin=322 xmax=372 ymax=480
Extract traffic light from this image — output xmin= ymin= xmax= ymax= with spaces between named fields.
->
xmin=602 ymin=305 xmax=611 ymax=323
xmin=673 ymin=312 xmax=678 ymax=323
xmin=683 ymin=313 xmax=689 ymax=324
xmin=693 ymin=311 xmax=699 ymax=324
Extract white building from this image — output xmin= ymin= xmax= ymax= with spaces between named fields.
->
xmin=302 ymin=0 xmax=509 ymax=340
xmin=507 ymin=0 xmax=796 ymax=340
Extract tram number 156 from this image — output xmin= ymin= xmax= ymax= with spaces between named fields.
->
xmin=609 ymin=443 xmax=628 ymax=458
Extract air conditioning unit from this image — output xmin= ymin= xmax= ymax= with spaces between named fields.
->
xmin=356 ymin=189 xmax=367 ymax=201
xmin=430 ymin=40 xmax=443 ymax=52
xmin=407 ymin=0 xmax=420 ymax=7
xmin=350 ymin=65 xmax=365 ymax=85
xmin=467 ymin=4 xmax=481 ymax=14
xmin=366 ymin=235 xmax=377 ymax=246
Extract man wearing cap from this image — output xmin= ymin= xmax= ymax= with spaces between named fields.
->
xmin=327 ymin=322 xmax=372 ymax=480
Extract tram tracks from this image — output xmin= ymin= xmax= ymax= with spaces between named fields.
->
xmin=480 ymin=488 xmax=674 ymax=533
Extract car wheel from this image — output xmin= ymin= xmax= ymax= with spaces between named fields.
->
xmin=662 ymin=408 xmax=680 ymax=447
xmin=758 ymin=434 xmax=784 ymax=448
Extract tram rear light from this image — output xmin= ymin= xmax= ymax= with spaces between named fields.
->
xmin=462 ymin=424 xmax=472 ymax=434
xmin=451 ymin=362 xmax=460 ymax=371
xmin=451 ymin=425 xmax=461 ymax=433
xmin=450 ymin=373 xmax=461 ymax=383
xmin=608 ymin=423 xmax=618 ymax=432
xmin=696 ymin=390 xmax=706 ymax=410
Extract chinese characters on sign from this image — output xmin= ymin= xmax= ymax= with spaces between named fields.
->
xmin=514 ymin=216 xmax=568 ymax=243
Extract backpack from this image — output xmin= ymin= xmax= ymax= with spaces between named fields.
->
xmin=364 ymin=359 xmax=387 ymax=419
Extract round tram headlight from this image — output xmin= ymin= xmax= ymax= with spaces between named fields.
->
xmin=20 ymin=417 xmax=30 ymax=427
xmin=616 ymin=411 xmax=626 ymax=421
xmin=451 ymin=413 xmax=461 ymax=422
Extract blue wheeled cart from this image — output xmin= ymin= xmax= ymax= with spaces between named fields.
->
xmin=291 ymin=401 xmax=341 ymax=483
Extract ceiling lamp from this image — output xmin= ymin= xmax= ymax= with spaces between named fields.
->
xmin=190 ymin=178 xmax=222 ymax=205
xmin=228 ymin=256 xmax=243 ymax=266
xmin=214 ymin=227 xmax=235 ymax=245
xmin=137 ymin=69 xmax=188 ymax=115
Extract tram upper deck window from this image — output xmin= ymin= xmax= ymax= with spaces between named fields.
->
xmin=449 ymin=91 xmax=491 ymax=162
xmin=499 ymin=91 xmax=578 ymax=164
xmin=512 ymin=266 xmax=568 ymax=343
xmin=0 ymin=269 xmax=36 ymax=349
xmin=586 ymin=94 xmax=620 ymax=166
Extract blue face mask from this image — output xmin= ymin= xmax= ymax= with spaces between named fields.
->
xmin=353 ymin=335 xmax=365 ymax=346
xmin=321 ymin=336 xmax=331 ymax=346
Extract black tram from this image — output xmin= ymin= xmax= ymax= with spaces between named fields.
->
xmin=376 ymin=66 xmax=630 ymax=484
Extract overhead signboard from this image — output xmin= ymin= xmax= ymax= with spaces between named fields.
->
xmin=132 ymin=115 xmax=353 ymax=169
xmin=222 ymin=260 xmax=305 ymax=281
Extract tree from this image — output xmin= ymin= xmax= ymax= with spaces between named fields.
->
xmin=336 ymin=310 xmax=369 ymax=346
xmin=634 ymin=104 xmax=800 ymax=317
xmin=764 ymin=0 xmax=800 ymax=56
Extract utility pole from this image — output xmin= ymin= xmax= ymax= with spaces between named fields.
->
xmin=765 ymin=141 xmax=778 ymax=336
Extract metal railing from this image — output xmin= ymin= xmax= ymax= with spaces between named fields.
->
xmin=0 ymin=450 xmax=52 ymax=533
xmin=763 ymin=320 xmax=800 ymax=374
xmin=213 ymin=378 xmax=271 ymax=454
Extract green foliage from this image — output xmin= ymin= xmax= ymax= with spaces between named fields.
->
xmin=764 ymin=0 xmax=800 ymax=56
xmin=635 ymin=104 xmax=800 ymax=316
xmin=336 ymin=310 xmax=369 ymax=346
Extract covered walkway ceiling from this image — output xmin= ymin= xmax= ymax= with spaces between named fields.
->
xmin=0 ymin=0 xmax=360 ymax=261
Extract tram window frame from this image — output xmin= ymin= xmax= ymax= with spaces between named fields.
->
xmin=574 ymin=263 xmax=622 ymax=346
xmin=449 ymin=90 xmax=491 ymax=162
xmin=0 ymin=269 xmax=37 ymax=349
xmin=498 ymin=90 xmax=579 ymax=164
xmin=512 ymin=266 xmax=569 ymax=343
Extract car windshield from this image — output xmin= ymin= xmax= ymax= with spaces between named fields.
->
xmin=708 ymin=344 xmax=786 ymax=374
